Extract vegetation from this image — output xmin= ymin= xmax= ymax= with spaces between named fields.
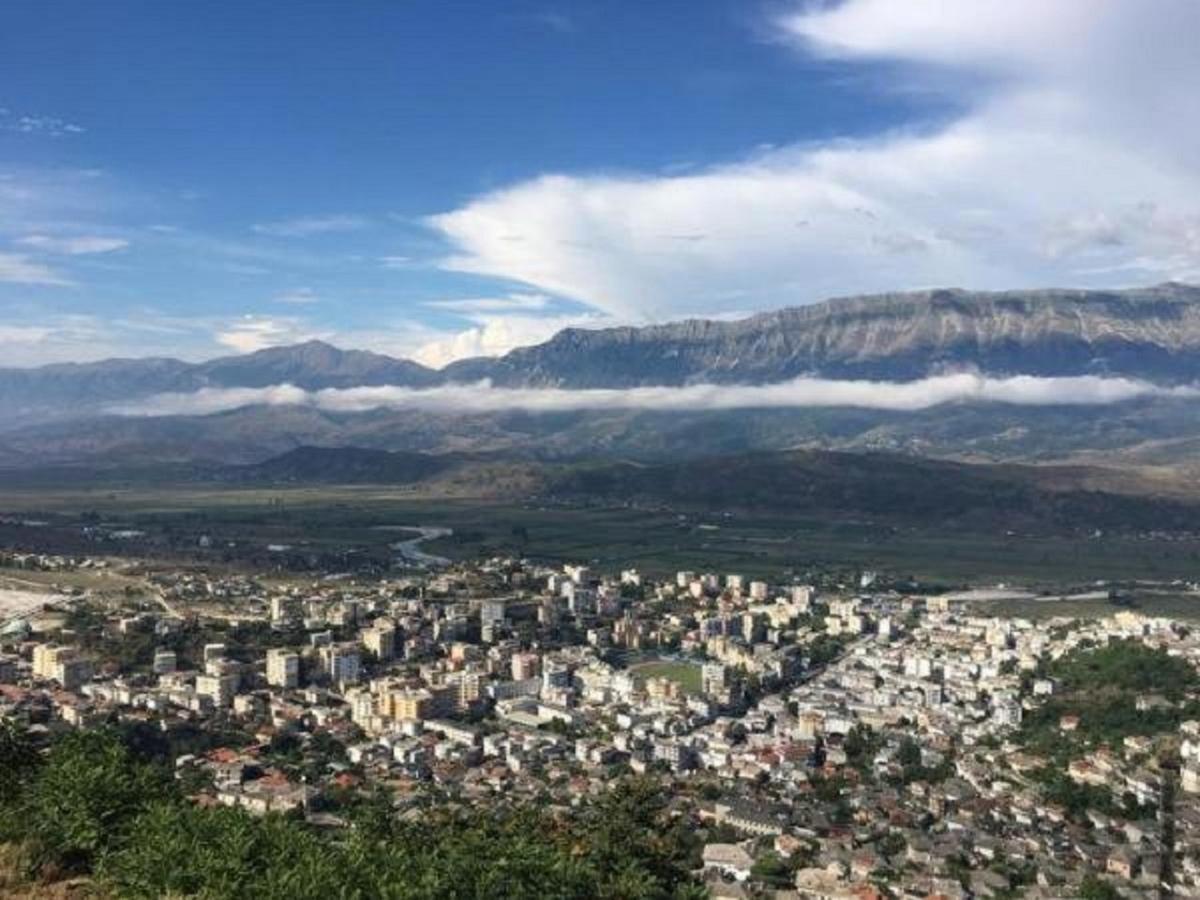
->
xmin=628 ymin=659 xmax=703 ymax=695
xmin=1020 ymin=638 xmax=1199 ymax=762
xmin=7 ymin=479 xmax=1200 ymax=585
xmin=0 ymin=723 xmax=705 ymax=899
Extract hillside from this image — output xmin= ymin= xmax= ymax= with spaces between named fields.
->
xmin=0 ymin=340 xmax=436 ymax=430
xmin=532 ymin=451 xmax=1200 ymax=533
xmin=123 ymin=446 xmax=1200 ymax=535
xmin=2 ymin=285 xmax=1200 ymax=469
xmin=446 ymin=283 xmax=1200 ymax=386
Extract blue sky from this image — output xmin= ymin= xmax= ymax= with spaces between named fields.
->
xmin=1 ymin=1 xmax=1197 ymax=366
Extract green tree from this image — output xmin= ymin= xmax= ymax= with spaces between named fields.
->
xmin=27 ymin=729 xmax=169 ymax=872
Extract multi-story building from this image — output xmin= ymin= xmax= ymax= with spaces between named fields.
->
xmin=702 ymin=662 xmax=727 ymax=697
xmin=383 ymin=686 xmax=433 ymax=722
xmin=203 ymin=643 xmax=227 ymax=664
xmin=321 ymin=643 xmax=361 ymax=688
xmin=361 ymin=620 xmax=396 ymax=661
xmin=32 ymin=643 xmax=92 ymax=690
xmin=511 ymin=651 xmax=540 ymax=681
xmin=270 ymin=596 xmax=300 ymax=629
xmin=266 ymin=648 xmax=300 ymax=689
xmin=196 ymin=671 xmax=239 ymax=708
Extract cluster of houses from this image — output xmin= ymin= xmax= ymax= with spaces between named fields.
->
xmin=3 ymin=550 xmax=1200 ymax=897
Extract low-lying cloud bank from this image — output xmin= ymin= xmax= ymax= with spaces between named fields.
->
xmin=109 ymin=374 xmax=1200 ymax=418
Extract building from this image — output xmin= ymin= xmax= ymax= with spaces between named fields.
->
xmin=152 ymin=649 xmax=178 ymax=675
xmin=196 ymin=671 xmax=239 ymax=707
xmin=480 ymin=599 xmax=507 ymax=629
xmin=33 ymin=643 xmax=71 ymax=680
xmin=383 ymin=687 xmax=433 ymax=722
xmin=1181 ymin=721 xmax=1200 ymax=792
xmin=270 ymin=596 xmax=300 ymax=629
xmin=321 ymin=644 xmax=361 ymax=688
xmin=266 ymin=648 xmax=300 ymax=689
xmin=701 ymin=662 xmax=727 ymax=697
xmin=361 ymin=621 xmax=396 ymax=661
xmin=511 ymin=651 xmax=540 ymax=681
xmin=32 ymin=643 xmax=92 ymax=690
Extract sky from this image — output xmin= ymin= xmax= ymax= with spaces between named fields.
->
xmin=2 ymin=0 xmax=1198 ymax=368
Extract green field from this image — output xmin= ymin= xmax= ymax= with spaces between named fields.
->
xmin=0 ymin=484 xmax=1199 ymax=587
xmin=975 ymin=591 xmax=1200 ymax=621
xmin=628 ymin=660 xmax=703 ymax=695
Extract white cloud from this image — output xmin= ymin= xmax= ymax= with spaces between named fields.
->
xmin=425 ymin=292 xmax=551 ymax=314
xmin=273 ymin=287 xmax=320 ymax=305
xmin=0 ymin=252 xmax=72 ymax=286
xmin=0 ymin=110 xmax=85 ymax=137
xmin=427 ymin=1 xmax=1200 ymax=321
xmin=16 ymin=234 xmax=129 ymax=255
xmin=214 ymin=316 xmax=315 ymax=353
xmin=0 ymin=325 xmax=53 ymax=344
xmin=252 ymin=215 xmax=368 ymax=237
xmin=411 ymin=312 xmax=611 ymax=367
xmin=111 ymin=373 xmax=1200 ymax=418
xmin=0 ymin=315 xmax=125 ymax=366
xmin=378 ymin=255 xmax=413 ymax=269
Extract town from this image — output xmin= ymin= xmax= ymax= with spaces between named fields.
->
xmin=3 ymin=545 xmax=1199 ymax=899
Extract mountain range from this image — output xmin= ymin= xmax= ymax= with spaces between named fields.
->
xmin=3 ymin=283 xmax=1200 ymax=470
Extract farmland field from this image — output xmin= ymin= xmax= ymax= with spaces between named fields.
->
xmin=0 ymin=483 xmax=1198 ymax=588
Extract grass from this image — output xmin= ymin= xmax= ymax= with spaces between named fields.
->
xmin=977 ymin=592 xmax=1200 ymax=621
xmin=628 ymin=660 xmax=703 ymax=695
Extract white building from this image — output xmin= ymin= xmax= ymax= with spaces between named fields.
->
xmin=266 ymin=648 xmax=300 ymax=689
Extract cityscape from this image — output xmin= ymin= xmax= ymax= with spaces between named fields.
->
xmin=4 ymin=539 xmax=1200 ymax=897
xmin=4 ymin=0 xmax=1200 ymax=896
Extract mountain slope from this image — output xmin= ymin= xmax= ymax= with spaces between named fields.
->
xmin=446 ymin=283 xmax=1200 ymax=386
xmin=0 ymin=340 xmax=437 ymax=429
xmin=2 ymin=284 xmax=1200 ymax=465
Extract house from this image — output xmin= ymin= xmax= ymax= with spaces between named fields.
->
xmin=702 ymin=843 xmax=754 ymax=882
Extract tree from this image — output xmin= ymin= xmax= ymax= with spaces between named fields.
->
xmin=27 ymin=729 xmax=170 ymax=872
xmin=1079 ymin=873 xmax=1124 ymax=899
xmin=0 ymin=719 xmax=40 ymax=841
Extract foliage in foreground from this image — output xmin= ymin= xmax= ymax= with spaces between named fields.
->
xmin=0 ymin=723 xmax=706 ymax=899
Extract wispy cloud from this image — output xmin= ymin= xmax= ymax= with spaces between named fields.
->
xmin=529 ymin=10 xmax=578 ymax=34
xmin=273 ymin=287 xmax=321 ymax=305
xmin=109 ymin=373 xmax=1200 ymax=418
xmin=378 ymin=255 xmax=413 ymax=269
xmin=0 ymin=252 xmax=72 ymax=286
xmin=252 ymin=215 xmax=368 ymax=237
xmin=425 ymin=292 xmax=550 ymax=314
xmin=0 ymin=109 xmax=85 ymax=137
xmin=16 ymin=234 xmax=128 ymax=255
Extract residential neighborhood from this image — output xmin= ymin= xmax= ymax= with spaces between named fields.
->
xmin=4 ymin=548 xmax=1198 ymax=898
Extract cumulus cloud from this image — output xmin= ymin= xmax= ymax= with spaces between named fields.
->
xmin=111 ymin=373 xmax=1200 ymax=418
xmin=411 ymin=311 xmax=611 ymax=367
xmin=16 ymin=234 xmax=129 ymax=255
xmin=427 ymin=0 xmax=1200 ymax=320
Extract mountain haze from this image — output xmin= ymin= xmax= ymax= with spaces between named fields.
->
xmin=3 ymin=284 xmax=1200 ymax=468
